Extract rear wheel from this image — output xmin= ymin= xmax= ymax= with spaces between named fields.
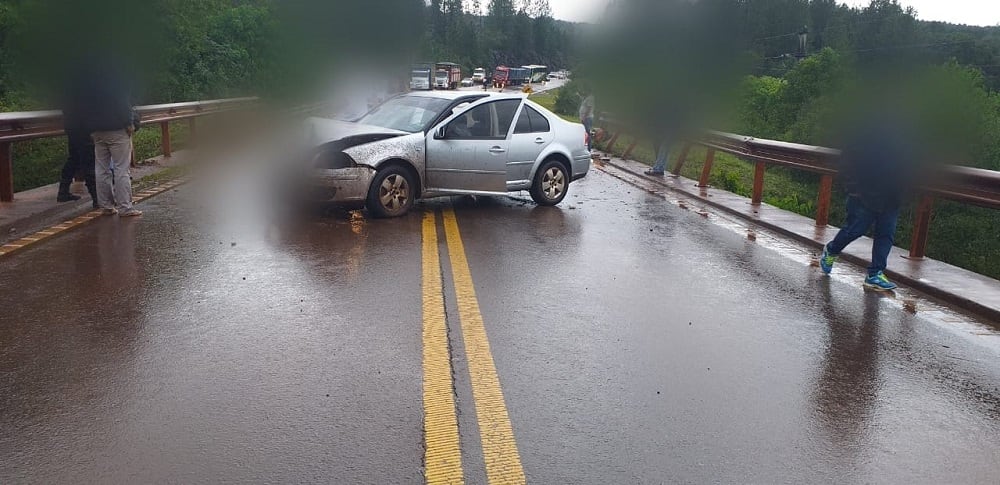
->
xmin=366 ymin=166 xmax=416 ymax=218
xmin=529 ymin=160 xmax=570 ymax=206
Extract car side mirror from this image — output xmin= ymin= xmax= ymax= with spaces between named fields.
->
xmin=434 ymin=126 xmax=446 ymax=140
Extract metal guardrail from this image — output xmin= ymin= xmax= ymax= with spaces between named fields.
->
xmin=596 ymin=116 xmax=1000 ymax=259
xmin=0 ymin=97 xmax=258 ymax=202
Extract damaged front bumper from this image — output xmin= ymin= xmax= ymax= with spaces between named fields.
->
xmin=309 ymin=166 xmax=375 ymax=206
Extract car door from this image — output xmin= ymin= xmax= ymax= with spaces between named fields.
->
xmin=425 ymin=99 xmax=522 ymax=193
xmin=506 ymin=103 xmax=553 ymax=189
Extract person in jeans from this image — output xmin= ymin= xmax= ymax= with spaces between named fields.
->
xmin=645 ymin=139 xmax=672 ymax=176
xmin=84 ymin=62 xmax=142 ymax=217
xmin=819 ymin=116 xmax=915 ymax=291
xmin=56 ymin=126 xmax=98 ymax=206
xmin=56 ymin=74 xmax=98 ymax=206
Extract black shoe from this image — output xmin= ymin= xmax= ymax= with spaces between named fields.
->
xmin=644 ymin=170 xmax=666 ymax=176
xmin=57 ymin=192 xmax=81 ymax=202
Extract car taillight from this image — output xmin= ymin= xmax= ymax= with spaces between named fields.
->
xmin=584 ymin=130 xmax=590 ymax=148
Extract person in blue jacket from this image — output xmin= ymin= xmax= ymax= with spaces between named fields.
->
xmin=819 ymin=112 xmax=917 ymax=291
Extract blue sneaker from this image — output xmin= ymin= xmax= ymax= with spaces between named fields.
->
xmin=819 ymin=245 xmax=837 ymax=274
xmin=864 ymin=272 xmax=898 ymax=291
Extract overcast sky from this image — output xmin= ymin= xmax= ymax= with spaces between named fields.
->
xmin=547 ymin=0 xmax=1000 ymax=27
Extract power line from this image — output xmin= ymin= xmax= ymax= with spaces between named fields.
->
xmin=751 ymin=13 xmax=913 ymax=43
xmin=849 ymin=39 xmax=977 ymax=53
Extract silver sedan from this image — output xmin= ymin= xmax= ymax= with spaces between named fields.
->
xmin=304 ymin=91 xmax=591 ymax=217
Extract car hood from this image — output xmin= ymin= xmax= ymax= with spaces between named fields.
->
xmin=306 ymin=117 xmax=409 ymax=147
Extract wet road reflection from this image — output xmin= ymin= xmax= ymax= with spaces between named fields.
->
xmin=812 ymin=284 xmax=883 ymax=472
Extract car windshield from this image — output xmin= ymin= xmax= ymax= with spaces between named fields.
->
xmin=358 ymin=95 xmax=452 ymax=133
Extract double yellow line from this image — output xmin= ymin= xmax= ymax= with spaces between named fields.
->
xmin=422 ymin=208 xmax=525 ymax=485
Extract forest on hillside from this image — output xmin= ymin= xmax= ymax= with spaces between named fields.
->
xmin=565 ymin=0 xmax=1000 ymax=171
xmin=0 ymin=0 xmax=577 ymax=110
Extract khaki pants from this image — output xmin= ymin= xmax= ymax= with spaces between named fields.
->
xmin=92 ymin=130 xmax=134 ymax=211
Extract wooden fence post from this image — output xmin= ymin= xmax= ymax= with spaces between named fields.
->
xmin=909 ymin=194 xmax=934 ymax=259
xmin=622 ymin=139 xmax=639 ymax=159
xmin=161 ymin=121 xmax=172 ymax=157
xmin=697 ymin=149 xmax=715 ymax=187
xmin=670 ymin=143 xmax=691 ymax=176
xmin=0 ymin=142 xmax=13 ymax=202
xmin=815 ymin=174 xmax=834 ymax=227
xmin=751 ymin=162 xmax=766 ymax=206
xmin=188 ymin=117 xmax=197 ymax=146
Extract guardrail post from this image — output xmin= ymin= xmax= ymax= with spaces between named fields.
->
xmin=0 ymin=142 xmax=13 ymax=202
xmin=816 ymin=174 xmax=834 ymax=227
xmin=606 ymin=131 xmax=620 ymax=153
xmin=670 ymin=143 xmax=691 ymax=176
xmin=908 ymin=194 xmax=934 ymax=259
xmin=188 ymin=117 xmax=197 ymax=145
xmin=161 ymin=121 xmax=172 ymax=157
xmin=622 ymin=139 xmax=638 ymax=159
xmin=697 ymin=149 xmax=715 ymax=187
xmin=751 ymin=162 xmax=766 ymax=206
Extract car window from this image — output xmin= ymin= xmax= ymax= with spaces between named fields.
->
xmin=445 ymin=99 xmax=522 ymax=139
xmin=494 ymin=100 xmax=521 ymax=137
xmin=526 ymin=106 xmax=551 ymax=133
xmin=446 ymin=103 xmax=492 ymax=139
xmin=513 ymin=105 xmax=551 ymax=134
xmin=359 ymin=95 xmax=452 ymax=133
xmin=514 ymin=108 xmax=532 ymax=134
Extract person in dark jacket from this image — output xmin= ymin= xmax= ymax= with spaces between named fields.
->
xmin=56 ymin=76 xmax=98 ymax=206
xmin=819 ymin=114 xmax=916 ymax=291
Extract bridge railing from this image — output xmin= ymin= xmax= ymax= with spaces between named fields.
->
xmin=596 ymin=115 xmax=1000 ymax=259
xmin=0 ymin=97 xmax=258 ymax=202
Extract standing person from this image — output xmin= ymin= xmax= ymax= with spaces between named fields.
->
xmin=56 ymin=129 xmax=98 ymax=206
xmin=56 ymin=119 xmax=98 ymax=206
xmin=645 ymin=139 xmax=673 ymax=176
xmin=579 ymin=90 xmax=595 ymax=151
xmin=86 ymin=61 xmax=142 ymax=217
xmin=819 ymin=116 xmax=915 ymax=291
xmin=56 ymin=70 xmax=98 ymax=206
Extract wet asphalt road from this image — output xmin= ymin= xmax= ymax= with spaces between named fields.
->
xmin=2 ymin=163 xmax=1000 ymax=484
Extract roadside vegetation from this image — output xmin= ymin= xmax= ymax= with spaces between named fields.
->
xmin=560 ymin=0 xmax=1000 ymax=280
xmin=12 ymin=123 xmax=190 ymax=194
xmin=538 ymin=79 xmax=1000 ymax=279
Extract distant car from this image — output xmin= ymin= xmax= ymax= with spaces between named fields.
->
xmin=302 ymin=91 xmax=591 ymax=217
xmin=547 ymin=73 xmax=558 ymax=80
xmin=461 ymin=77 xmax=474 ymax=87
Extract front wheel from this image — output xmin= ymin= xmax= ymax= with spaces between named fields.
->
xmin=529 ymin=160 xmax=570 ymax=206
xmin=367 ymin=166 xmax=416 ymax=218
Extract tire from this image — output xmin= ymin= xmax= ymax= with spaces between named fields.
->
xmin=366 ymin=165 xmax=416 ymax=218
xmin=529 ymin=159 xmax=570 ymax=206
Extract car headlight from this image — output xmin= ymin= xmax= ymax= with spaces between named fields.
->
xmin=312 ymin=149 xmax=357 ymax=170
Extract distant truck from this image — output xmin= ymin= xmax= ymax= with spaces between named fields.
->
xmin=472 ymin=67 xmax=486 ymax=83
xmin=434 ymin=62 xmax=462 ymax=90
xmin=410 ymin=63 xmax=433 ymax=91
xmin=492 ymin=66 xmax=530 ymax=89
